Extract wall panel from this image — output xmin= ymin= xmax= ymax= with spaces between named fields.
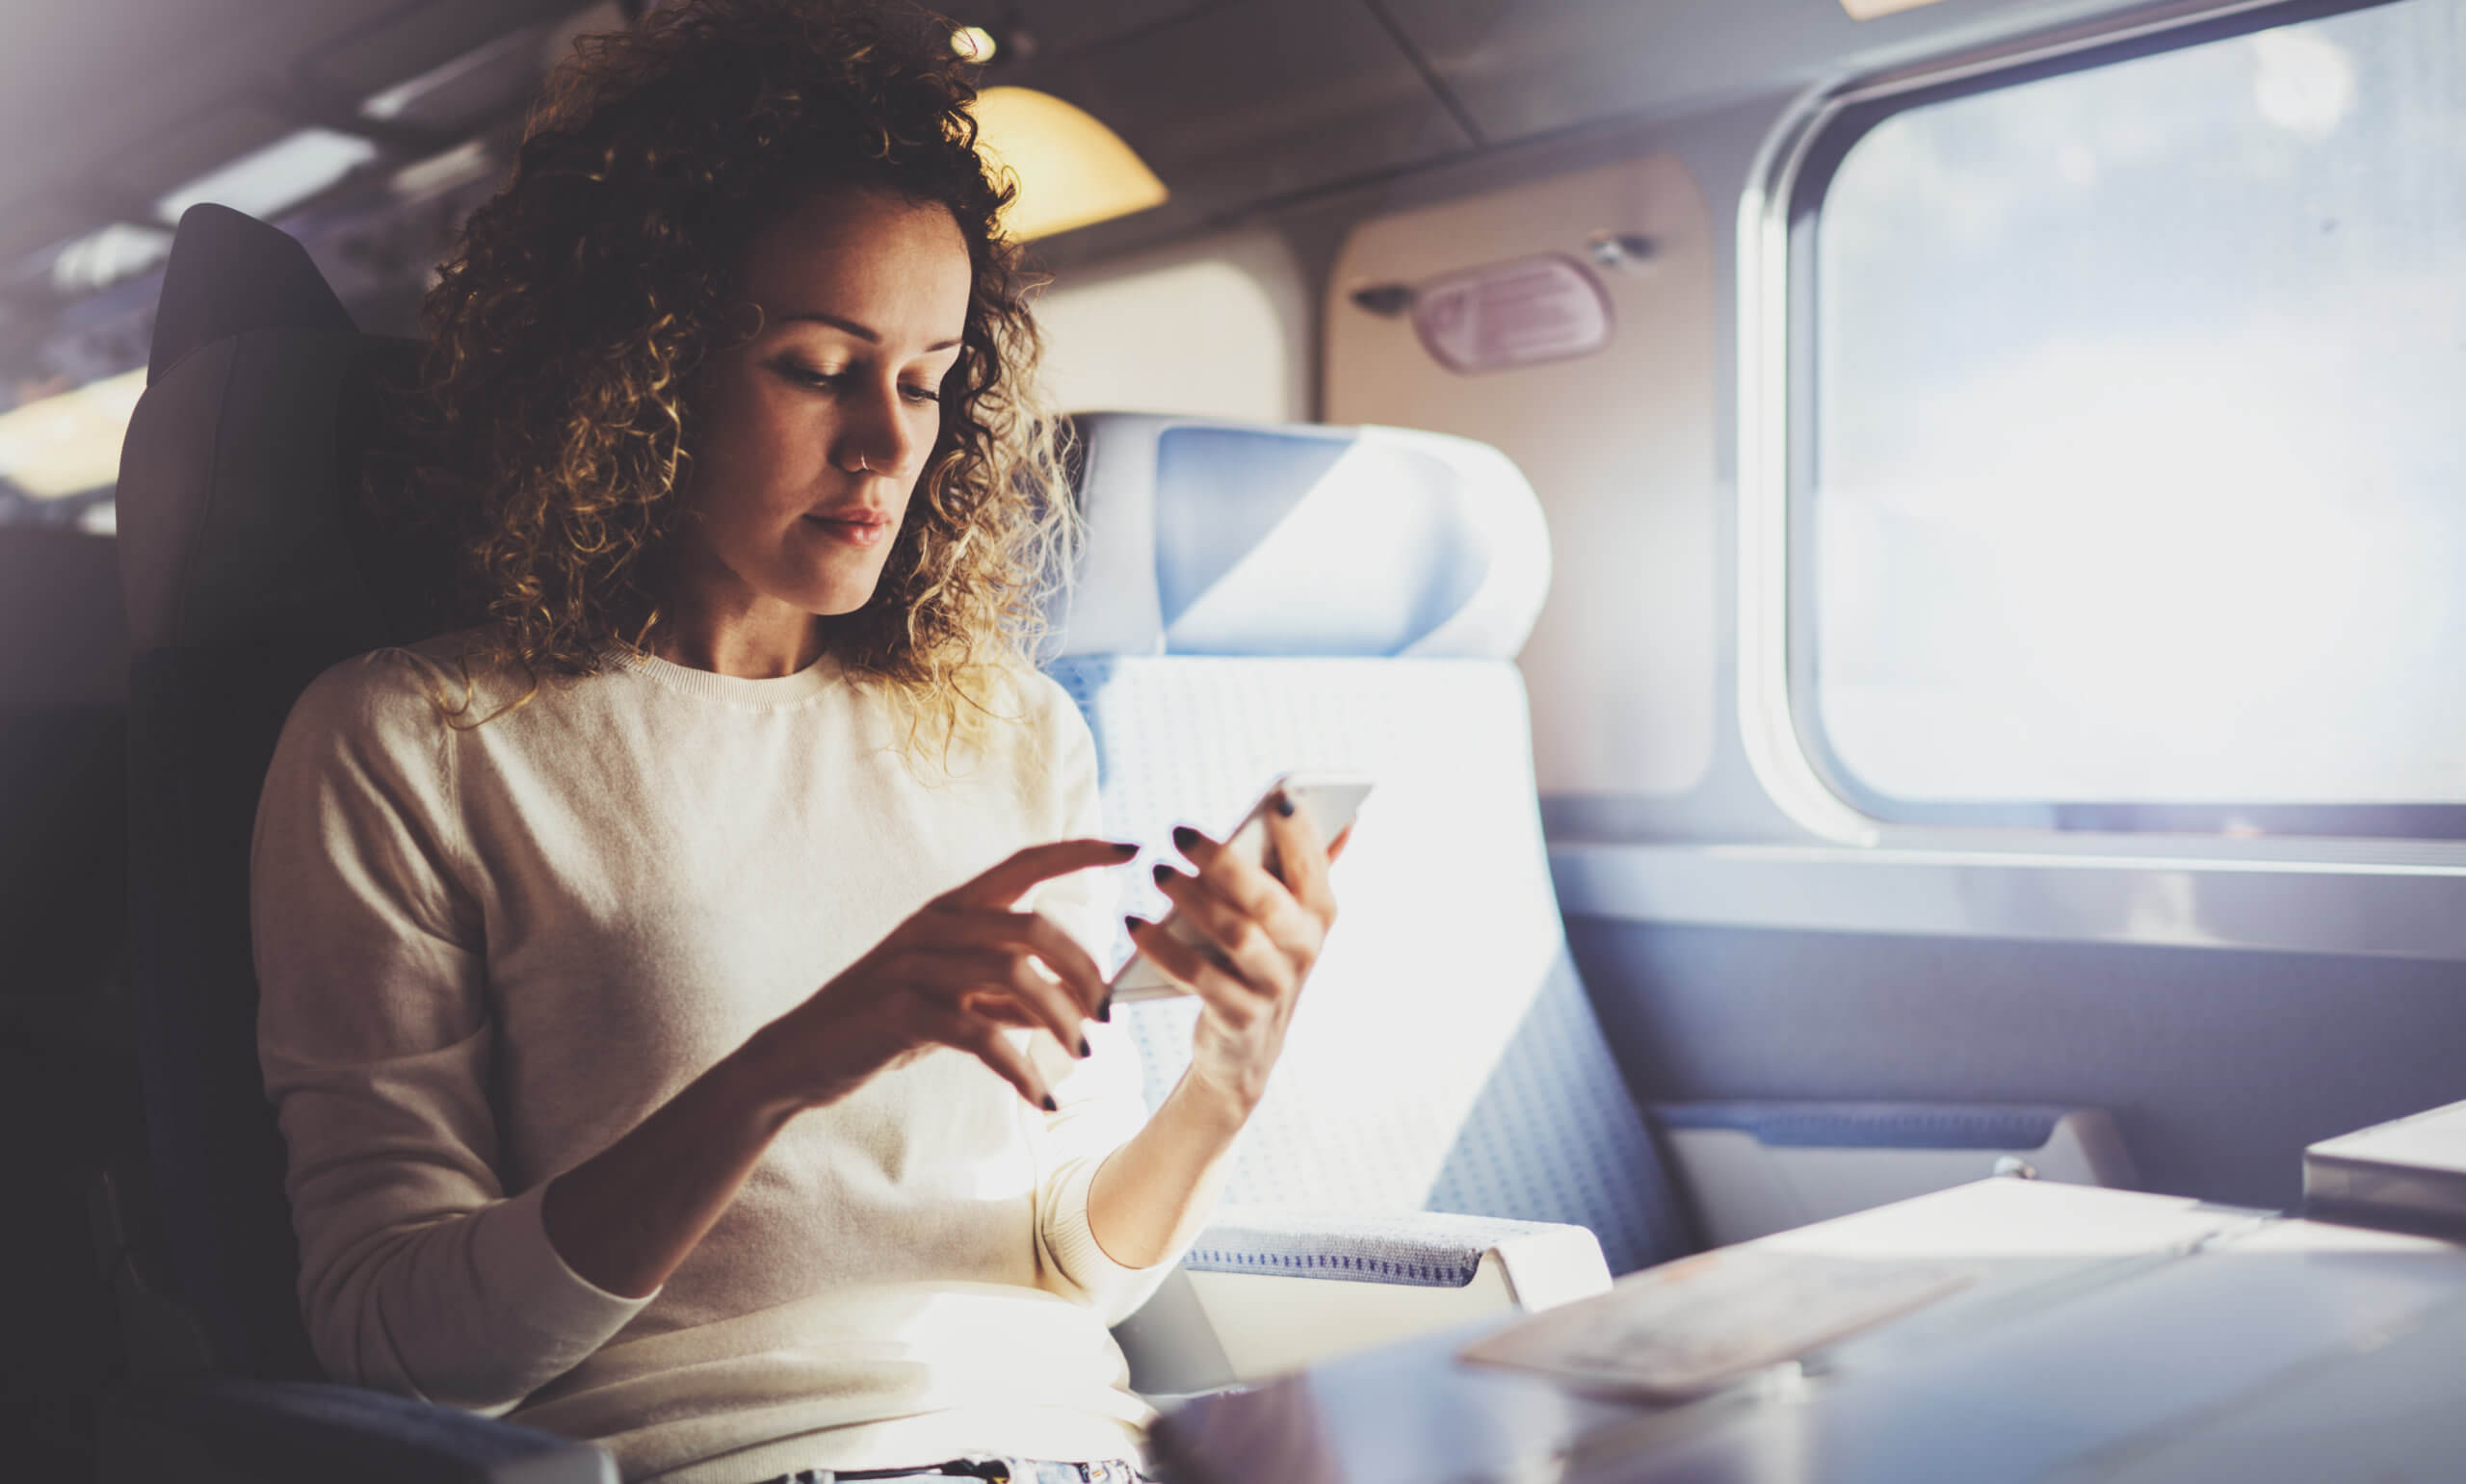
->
xmin=1325 ymin=155 xmax=1718 ymax=798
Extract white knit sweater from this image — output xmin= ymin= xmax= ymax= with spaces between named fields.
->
xmin=251 ymin=637 xmax=1170 ymax=1482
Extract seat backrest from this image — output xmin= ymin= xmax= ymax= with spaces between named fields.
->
xmin=0 ymin=526 xmax=128 ymax=1004
xmin=116 ymin=205 xmax=435 ymax=1378
xmin=1045 ymin=414 xmax=1689 ymax=1274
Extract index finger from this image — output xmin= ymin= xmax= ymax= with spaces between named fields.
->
xmin=943 ymin=839 xmax=1140 ymax=909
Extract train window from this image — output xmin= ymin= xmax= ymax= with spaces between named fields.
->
xmin=1796 ymin=0 xmax=2466 ymax=837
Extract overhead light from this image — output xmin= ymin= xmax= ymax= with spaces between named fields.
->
xmin=972 ymin=87 xmax=1167 ymax=241
xmin=951 ymin=25 xmax=997 ymax=63
xmin=362 ymin=21 xmax=542 ymax=122
xmin=154 ymin=128 xmax=380 ymax=224
xmin=0 ymin=368 xmax=148 ymax=500
xmin=1840 ymin=0 xmax=1952 ymax=16
xmin=391 ymin=139 xmax=497 ymax=200
xmin=47 ymin=222 xmax=172 ymax=296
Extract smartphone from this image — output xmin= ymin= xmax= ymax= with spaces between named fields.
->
xmin=1107 ymin=772 xmax=1375 ymax=1003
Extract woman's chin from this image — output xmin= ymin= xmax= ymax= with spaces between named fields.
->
xmin=778 ymin=528 xmax=896 ymax=616
xmin=785 ymin=565 xmax=889 ymax=618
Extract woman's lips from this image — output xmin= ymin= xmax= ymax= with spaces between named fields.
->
xmin=802 ymin=512 xmax=892 ymax=549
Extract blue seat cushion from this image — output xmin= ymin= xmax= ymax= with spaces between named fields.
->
xmin=1050 ymin=654 xmax=1687 ymax=1274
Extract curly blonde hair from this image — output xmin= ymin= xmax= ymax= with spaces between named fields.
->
xmin=400 ymin=0 xmax=1071 ymax=753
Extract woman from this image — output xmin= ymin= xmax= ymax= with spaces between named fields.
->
xmin=249 ymin=4 xmax=1341 ymax=1481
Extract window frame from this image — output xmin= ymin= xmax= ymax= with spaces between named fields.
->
xmin=1751 ymin=0 xmax=2462 ymax=842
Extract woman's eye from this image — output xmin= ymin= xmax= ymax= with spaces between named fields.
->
xmin=773 ymin=360 xmax=937 ymax=404
xmin=774 ymin=359 xmax=846 ymax=389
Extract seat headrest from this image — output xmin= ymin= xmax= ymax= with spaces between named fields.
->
xmin=1048 ymin=414 xmax=1551 ymax=660
xmin=149 ymin=204 xmax=354 ymax=386
xmin=120 ymin=206 xmax=452 ymax=654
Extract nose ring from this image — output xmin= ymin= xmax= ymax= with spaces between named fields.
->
xmin=854 ymin=454 xmax=873 ymax=473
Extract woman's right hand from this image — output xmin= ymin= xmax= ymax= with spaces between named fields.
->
xmin=740 ymin=838 xmax=1138 ymax=1115
xmin=544 ymin=837 xmax=1138 ymax=1299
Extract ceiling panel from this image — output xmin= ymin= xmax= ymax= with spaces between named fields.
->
xmin=354 ymin=19 xmax=565 ymax=132
xmin=0 ymin=200 xmax=106 ymax=276
xmin=296 ymin=0 xmax=579 ymax=100
xmin=1384 ymin=0 xmax=2158 ymax=144
xmin=0 ymin=0 xmax=404 ymax=208
xmin=1025 ymin=0 xmax=1476 ymax=220
xmin=0 ymin=0 xmax=579 ymax=258
xmin=92 ymin=101 xmax=302 ymax=221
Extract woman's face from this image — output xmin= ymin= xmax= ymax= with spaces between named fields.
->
xmin=675 ymin=188 xmax=974 ymax=628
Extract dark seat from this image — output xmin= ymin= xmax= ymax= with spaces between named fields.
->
xmin=1 ymin=524 xmax=128 ymax=1005
xmin=108 ymin=202 xmax=611 ymax=1483
xmin=0 ymin=521 xmax=140 ymax=1477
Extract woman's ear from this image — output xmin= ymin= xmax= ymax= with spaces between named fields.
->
xmin=717 ymin=298 xmax=769 ymax=349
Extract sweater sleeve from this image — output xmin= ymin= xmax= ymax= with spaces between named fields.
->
xmin=1020 ymin=689 xmax=1183 ymax=1324
xmin=251 ymin=655 xmax=651 ymax=1414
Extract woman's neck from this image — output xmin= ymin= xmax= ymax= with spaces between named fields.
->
xmin=647 ymin=598 xmax=826 ymax=679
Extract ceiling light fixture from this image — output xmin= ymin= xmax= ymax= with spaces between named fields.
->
xmin=47 ymin=223 xmax=173 ymax=296
xmin=361 ymin=21 xmax=544 ymax=122
xmin=951 ymin=25 xmax=998 ymax=63
xmin=971 ymin=87 xmax=1167 ymax=241
xmin=154 ymin=128 xmax=380 ymax=225
xmin=390 ymin=139 xmax=497 ymax=200
xmin=0 ymin=368 xmax=148 ymax=500
xmin=1839 ymin=0 xmax=1953 ymax=17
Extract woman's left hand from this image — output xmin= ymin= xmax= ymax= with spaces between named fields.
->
xmin=1127 ymin=793 xmax=1351 ymax=1113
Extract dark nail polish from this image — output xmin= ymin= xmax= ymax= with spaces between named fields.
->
xmin=1172 ymin=824 xmax=1203 ymax=851
xmin=1041 ymin=1093 xmax=1058 ymax=1112
xmin=1077 ymin=1034 xmax=1090 ymax=1057
xmin=1098 ymin=992 xmax=1114 ymax=1024
xmin=1110 ymin=841 xmax=1141 ymax=856
xmin=1152 ymin=862 xmax=1173 ymax=885
xmin=1274 ymin=793 xmax=1297 ymax=818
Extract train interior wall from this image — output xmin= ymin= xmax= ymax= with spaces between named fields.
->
xmin=1035 ymin=76 xmax=2466 ymax=1221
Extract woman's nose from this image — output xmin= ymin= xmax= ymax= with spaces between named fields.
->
xmin=836 ymin=378 xmax=921 ymax=478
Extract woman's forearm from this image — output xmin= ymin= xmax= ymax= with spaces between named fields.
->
xmin=539 ymin=841 xmax=1137 ymax=1298
xmin=1083 ymin=1069 xmax=1254 ymax=1269
xmin=540 ymin=1034 xmax=806 ymax=1298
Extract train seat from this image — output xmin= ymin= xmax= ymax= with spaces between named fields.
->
xmin=1042 ymin=414 xmax=1693 ymax=1389
xmin=0 ymin=522 xmax=136 ymax=1472
xmin=107 ymin=202 xmax=612 ymax=1482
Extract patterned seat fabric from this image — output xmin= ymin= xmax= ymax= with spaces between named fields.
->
xmin=1045 ymin=415 xmax=1689 ymax=1275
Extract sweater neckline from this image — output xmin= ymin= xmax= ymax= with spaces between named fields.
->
xmin=606 ymin=644 xmax=846 ymax=709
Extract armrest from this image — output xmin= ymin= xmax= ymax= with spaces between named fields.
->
xmin=1114 ymin=1210 xmax=1613 ymax=1394
xmin=99 ymin=1376 xmax=616 ymax=1484
xmin=1188 ymin=1207 xmax=1612 ymax=1307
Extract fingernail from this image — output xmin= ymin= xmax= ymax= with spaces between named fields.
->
xmin=1151 ymin=863 xmax=1173 ymax=885
xmin=1041 ymin=1092 xmax=1058 ymax=1112
xmin=1274 ymin=792 xmax=1297 ymax=818
xmin=1077 ymin=1034 xmax=1090 ymax=1057
xmin=1172 ymin=825 xmax=1203 ymax=852
xmin=1098 ymin=992 xmax=1114 ymax=1024
xmin=1109 ymin=841 xmax=1140 ymax=856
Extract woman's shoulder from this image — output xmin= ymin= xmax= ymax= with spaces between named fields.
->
xmin=977 ymin=663 xmax=1094 ymax=757
xmin=284 ymin=631 xmax=535 ymax=742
